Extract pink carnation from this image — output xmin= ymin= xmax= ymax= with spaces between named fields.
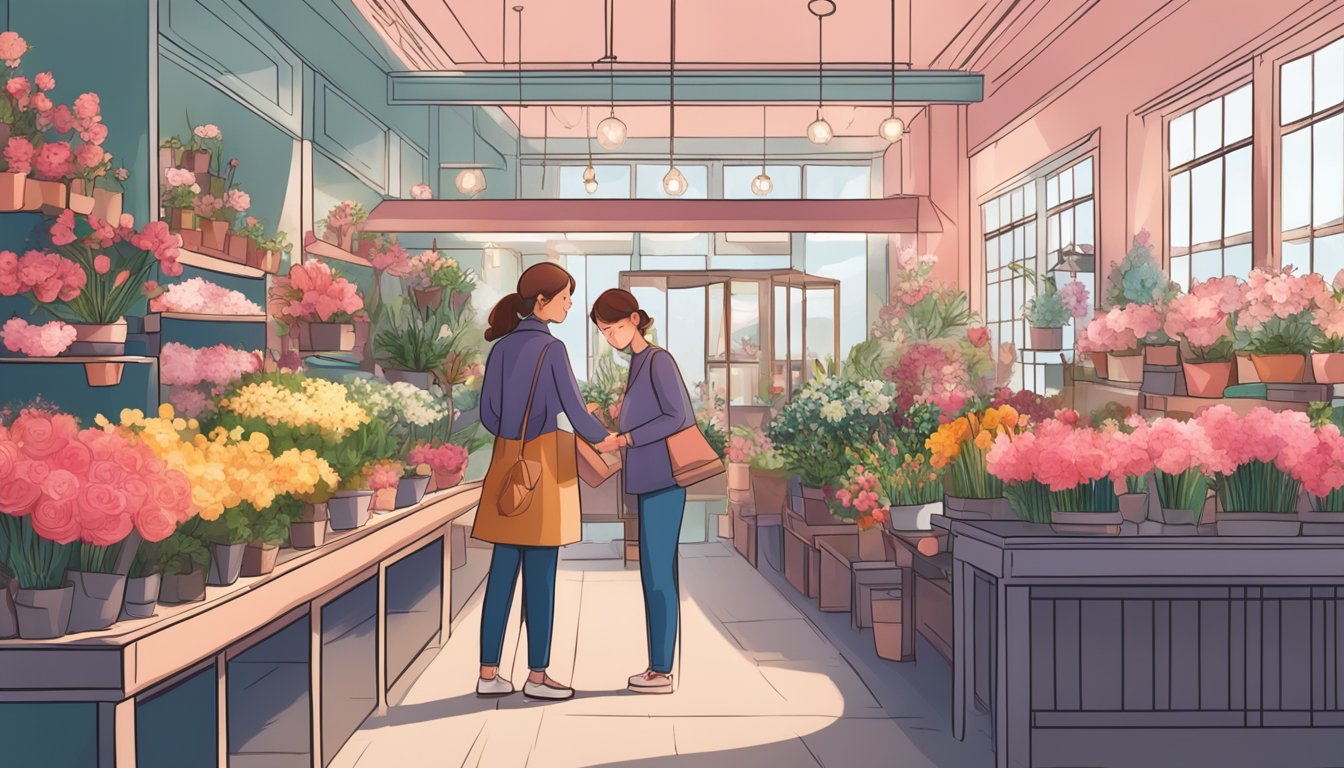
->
xmin=152 ymin=277 xmax=262 ymax=315
xmin=1 ymin=317 xmax=77 ymax=356
xmin=33 ymin=72 xmax=53 ymax=91
xmin=0 ymin=31 xmax=28 ymax=68
xmin=32 ymin=141 xmax=74 ymax=181
xmin=72 ymin=92 xmax=100 ymax=121
xmin=160 ymin=342 xmax=262 ymax=388
xmin=3 ymin=135 xmax=34 ymax=175
xmin=407 ymin=442 xmax=468 ymax=474
xmin=75 ymin=142 xmax=107 ymax=172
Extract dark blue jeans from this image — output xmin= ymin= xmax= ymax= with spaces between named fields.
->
xmin=638 ymin=485 xmax=686 ymax=674
xmin=479 ymin=544 xmax=558 ymax=672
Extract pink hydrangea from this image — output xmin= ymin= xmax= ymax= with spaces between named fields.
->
xmin=366 ymin=463 xmax=402 ymax=491
xmin=1164 ymin=291 xmax=1234 ymax=352
xmin=1194 ymin=405 xmax=1319 ymax=480
xmin=163 ymin=167 xmax=196 ymax=188
xmin=5 ymin=76 xmax=29 ymax=110
xmin=166 ymin=387 xmax=212 ymax=419
xmin=1292 ymin=425 xmax=1344 ymax=499
xmin=0 ymin=31 xmax=29 ymax=68
xmin=2 ymin=317 xmax=77 ymax=357
xmin=1238 ymin=266 xmax=1326 ymax=330
xmin=1057 ymin=279 xmax=1091 ymax=319
xmin=1078 ymin=303 xmax=1162 ymax=354
xmin=151 ymin=277 xmax=263 ymax=315
xmin=408 ymin=442 xmax=468 ymax=474
xmin=1313 ymin=270 xmax=1344 ymax=341
xmin=223 ymin=189 xmax=250 ymax=212
xmin=3 ymin=135 xmax=34 ymax=175
xmin=33 ymin=72 xmax=53 ymax=92
xmin=0 ymin=249 xmax=86 ymax=302
xmin=32 ymin=141 xmax=74 ymax=181
xmin=160 ymin=342 xmax=262 ymax=388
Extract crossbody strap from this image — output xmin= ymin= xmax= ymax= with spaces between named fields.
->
xmin=517 ymin=340 xmax=554 ymax=445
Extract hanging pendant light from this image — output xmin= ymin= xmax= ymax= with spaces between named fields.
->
xmin=455 ymin=109 xmax=488 ymax=196
xmin=807 ymin=0 xmax=834 ymax=145
xmin=583 ymin=107 xmax=599 ymax=195
xmin=596 ymin=1 xmax=626 ymax=150
xmin=596 ymin=113 xmax=627 ymax=150
xmin=752 ymin=105 xmax=772 ymax=196
xmin=662 ymin=0 xmax=685 ymax=196
xmin=879 ymin=115 xmax=905 ymax=143
xmin=878 ymin=0 xmax=904 ymax=143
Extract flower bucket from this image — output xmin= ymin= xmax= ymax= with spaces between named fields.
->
xmin=943 ymin=495 xmax=1014 ymax=520
xmin=68 ymin=179 xmax=95 ymax=215
xmin=383 ymin=368 xmax=433 ymax=390
xmin=24 ymin=178 xmax=68 ymax=215
xmin=1299 ymin=507 xmax=1344 ymax=535
xmin=859 ymin=525 xmax=886 ymax=560
xmin=727 ymin=462 xmax=751 ymax=491
xmin=224 ymin=232 xmax=248 ymax=263
xmin=158 ymin=569 xmax=206 ymax=605
xmin=450 ymin=290 xmax=471 ymax=315
xmin=0 ymin=583 xmax=18 ymax=639
xmin=396 ymin=475 xmax=430 ymax=508
xmin=0 ymin=171 xmax=26 ymax=211
xmin=240 ymin=542 xmax=280 ymax=577
xmin=84 ymin=363 xmax=124 ymax=387
xmin=1050 ymin=510 xmax=1123 ymax=536
xmin=1182 ymin=361 xmax=1233 ymax=398
xmin=1088 ymin=351 xmax=1109 ymax=380
xmin=432 ymin=467 xmax=466 ymax=491
xmin=1118 ymin=493 xmax=1149 ymax=524
xmin=176 ymin=226 xmax=202 ymax=252
xmin=15 ymin=585 xmax=73 ymax=640
xmin=372 ymin=487 xmax=397 ymax=512
xmin=91 ymin=187 xmax=122 ymax=223
xmin=329 ymin=490 xmax=373 ymax=530
xmin=1148 ymin=505 xmax=1199 ymax=534
xmin=66 ymin=571 xmax=128 ymax=634
xmin=1029 ymin=326 xmax=1063 ymax=351
xmin=884 ymin=501 xmax=943 ymax=531
xmin=1106 ymin=353 xmax=1144 ymax=383
xmin=207 ymin=542 xmax=247 ymax=586
xmin=305 ymin=322 xmax=356 ymax=353
xmin=749 ymin=467 xmax=790 ymax=516
xmin=181 ymin=149 xmax=211 ymax=174
xmin=1311 ymin=352 xmax=1344 ymax=384
xmin=1250 ymin=353 xmax=1306 ymax=383
xmin=66 ymin=318 xmax=128 ymax=356
xmin=289 ymin=503 xmax=328 ymax=549
xmin=122 ymin=573 xmax=161 ymax=619
xmin=1144 ymin=344 xmax=1180 ymax=366
xmin=413 ymin=287 xmax=443 ymax=311
xmin=200 ymin=219 xmax=229 ymax=251
xmin=1216 ymin=511 xmax=1300 ymax=537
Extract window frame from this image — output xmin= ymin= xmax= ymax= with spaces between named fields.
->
xmin=1277 ymin=36 xmax=1344 ymax=275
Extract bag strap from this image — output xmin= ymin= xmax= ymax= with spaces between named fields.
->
xmin=517 ymin=340 xmax=554 ymax=446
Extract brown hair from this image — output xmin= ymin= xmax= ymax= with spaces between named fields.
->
xmin=484 ymin=262 xmax=577 ymax=341
xmin=589 ymin=288 xmax=652 ymax=333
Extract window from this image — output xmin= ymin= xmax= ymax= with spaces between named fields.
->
xmin=640 ymin=233 xmax=710 ymax=256
xmin=558 ymin=164 xmax=631 ymax=199
xmin=1280 ymin=37 xmax=1344 ymax=278
xmin=635 ymin=164 xmax=708 ymax=199
xmin=982 ymin=182 xmax=1040 ymax=392
xmin=804 ymin=234 xmax=867 ymax=361
xmin=1167 ymin=83 xmax=1253 ymax=291
xmin=723 ymin=165 xmax=802 ymax=199
xmin=1045 ymin=157 xmax=1096 ymax=351
xmin=804 ymin=165 xmax=870 ymax=199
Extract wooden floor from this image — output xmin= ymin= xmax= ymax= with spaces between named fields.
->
xmin=332 ymin=539 xmax=993 ymax=767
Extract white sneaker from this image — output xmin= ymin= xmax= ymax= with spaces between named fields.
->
xmin=476 ymin=675 xmax=514 ymax=696
xmin=523 ymin=678 xmax=574 ymax=701
xmin=628 ymin=671 xmax=673 ymax=694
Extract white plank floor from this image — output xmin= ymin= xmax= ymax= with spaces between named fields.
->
xmin=332 ymin=539 xmax=993 ymax=768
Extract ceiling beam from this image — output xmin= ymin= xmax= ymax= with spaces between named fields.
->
xmin=388 ymin=69 xmax=983 ymax=105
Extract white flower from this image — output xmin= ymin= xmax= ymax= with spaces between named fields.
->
xmin=820 ymin=401 xmax=845 ymax=423
xmin=438 ymin=324 xmax=452 ymax=340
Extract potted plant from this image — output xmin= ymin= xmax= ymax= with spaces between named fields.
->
xmin=235 ymin=217 xmax=291 ymax=273
xmin=1102 ymin=230 xmax=1179 ymax=360
xmin=403 ymin=248 xmax=465 ymax=312
xmin=240 ymin=497 xmax=301 ymax=578
xmin=154 ymin=531 xmax=208 ymax=605
xmin=365 ymin=461 xmax=403 ymax=512
xmin=1197 ymin=406 xmax=1310 ymax=536
xmin=1077 ymin=303 xmax=1162 ymax=383
xmin=269 ymin=260 xmax=365 ymax=353
xmin=1164 ymin=276 xmax=1245 ymax=397
xmin=1297 ymin=405 xmax=1344 ymax=533
xmin=1115 ymin=416 xmax=1217 ymax=532
xmin=0 ymin=34 xmax=37 ymax=210
xmin=161 ymin=167 xmax=200 ymax=236
xmin=374 ymin=300 xmax=458 ymax=389
xmin=841 ymin=442 xmax=942 ymax=534
xmin=319 ymin=200 xmax=367 ymax=252
xmin=0 ymin=568 xmax=17 ymax=639
xmin=396 ymin=463 xmax=433 ymax=508
xmin=927 ymin=403 xmax=1026 ymax=519
xmin=1236 ymin=267 xmax=1324 ymax=383
xmin=1010 ymin=263 xmax=1090 ymax=351
xmin=1311 ymin=270 xmax=1344 ymax=384
xmin=182 ymin=122 xmax=220 ymax=174
xmin=289 ymin=502 xmax=329 ymax=550
xmin=123 ymin=545 xmax=162 ymax=619
xmin=67 ymin=137 xmax=111 ymax=216
xmin=158 ymin=135 xmax=182 ymax=173
xmin=409 ymin=442 xmax=469 ymax=491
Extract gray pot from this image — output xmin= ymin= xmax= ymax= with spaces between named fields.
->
xmin=1216 ymin=511 xmax=1301 ymax=537
xmin=1148 ymin=505 xmax=1200 ymax=534
xmin=396 ymin=475 xmax=431 ymax=508
xmin=306 ymin=322 xmax=354 ymax=352
xmin=884 ymin=502 xmax=943 ymax=532
xmin=159 ymin=570 xmax=205 ymax=605
xmin=67 ymin=571 xmax=128 ymax=633
xmin=1050 ymin=510 xmax=1123 ymax=536
xmin=15 ymin=585 xmax=73 ymax=640
xmin=383 ymin=369 xmax=433 ymax=390
xmin=943 ymin=495 xmax=1014 ymax=521
xmin=1118 ymin=493 xmax=1149 ymax=524
xmin=1299 ymin=507 xmax=1344 ymax=535
xmin=329 ymin=491 xmax=373 ymax=531
xmin=207 ymin=542 xmax=247 ymax=586
xmin=122 ymin=573 xmax=162 ymax=619
xmin=0 ymin=583 xmax=16 ymax=639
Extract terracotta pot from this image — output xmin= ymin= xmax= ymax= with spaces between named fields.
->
xmin=1236 ymin=354 xmax=1260 ymax=384
xmin=395 ymin=475 xmax=430 ymax=508
xmin=433 ymin=467 xmax=466 ymax=490
xmin=158 ymin=146 xmax=181 ymax=171
xmin=372 ymin=487 xmax=397 ymax=511
xmin=158 ymin=569 xmax=206 ymax=605
xmin=1107 ymin=353 xmax=1144 ymax=383
xmin=749 ymin=467 xmax=790 ymax=516
xmin=1088 ymin=351 xmax=1109 ymax=379
xmin=1029 ymin=326 xmax=1063 ymax=351
xmin=306 ymin=322 xmax=355 ymax=352
xmin=207 ymin=542 xmax=247 ymax=586
xmin=383 ymin=368 xmax=433 ymax=390
xmin=0 ymin=582 xmax=17 ymax=639
xmin=24 ymin=178 xmax=68 ymax=214
xmin=14 ymin=584 xmax=73 ymax=639
xmin=1050 ymin=510 xmax=1123 ymax=536
xmin=91 ymin=187 xmax=122 ymax=222
xmin=1250 ymin=353 xmax=1306 ymax=383
xmin=329 ymin=490 xmax=373 ymax=530
xmin=67 ymin=318 xmax=128 ymax=356
xmin=224 ymin=232 xmax=248 ymax=263
xmin=1312 ymin=352 xmax=1344 ymax=384
xmin=240 ymin=542 xmax=280 ymax=577
xmin=943 ymin=495 xmax=1014 ymax=520
xmin=1144 ymin=344 xmax=1180 ymax=366
xmin=1216 ymin=511 xmax=1300 ymax=537
xmin=727 ymin=462 xmax=751 ymax=491
xmin=245 ymin=243 xmax=282 ymax=273
xmin=166 ymin=207 xmax=196 ymax=232
xmin=1182 ymin=360 xmax=1233 ymax=398
xmin=122 ymin=573 xmax=161 ymax=619
xmin=177 ymin=227 xmax=202 ymax=252
xmin=181 ymin=149 xmax=211 ymax=174
xmin=67 ymin=571 xmax=128 ymax=633
xmin=413 ymin=287 xmax=443 ymax=311
xmin=200 ymin=219 xmax=229 ymax=251
xmin=68 ymin=178 xmax=95 ymax=215
xmin=884 ymin=501 xmax=943 ymax=531
xmin=0 ymin=170 xmax=26 ymax=211
xmin=83 ymin=362 xmax=124 ymax=387
xmin=289 ymin=503 xmax=328 ymax=549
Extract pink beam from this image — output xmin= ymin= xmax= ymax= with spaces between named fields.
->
xmin=363 ymin=197 xmax=929 ymax=233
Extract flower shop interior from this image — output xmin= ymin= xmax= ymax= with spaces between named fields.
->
xmin=1 ymin=0 xmax=1344 ymax=766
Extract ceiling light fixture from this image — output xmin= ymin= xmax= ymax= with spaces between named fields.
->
xmin=878 ymin=0 xmax=904 ymax=142
xmin=806 ymin=0 xmax=835 ymax=145
xmin=752 ymin=105 xmax=772 ymax=196
xmin=662 ymin=0 xmax=686 ymax=196
xmin=454 ymin=109 xmax=487 ymax=196
xmin=595 ymin=0 xmax=627 ymax=150
xmin=583 ymin=107 xmax=599 ymax=194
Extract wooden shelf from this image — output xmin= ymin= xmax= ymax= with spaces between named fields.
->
xmin=0 ymin=355 xmax=156 ymax=364
xmin=144 ymin=312 xmax=267 ymax=332
xmin=303 ymin=231 xmax=372 ymax=268
xmin=177 ymin=248 xmax=266 ymax=279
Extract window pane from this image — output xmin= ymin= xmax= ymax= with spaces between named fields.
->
xmin=1076 ymin=200 xmax=1095 ymax=246
xmin=983 ymin=199 xmax=1000 ymax=232
xmin=1024 ymin=182 xmax=1037 ymax=216
xmin=1224 ymin=84 xmax=1253 ymax=144
xmin=1282 ymin=54 xmax=1314 ymax=125
xmin=1000 ymin=282 xmax=1011 ymax=323
xmin=1074 ymin=158 xmax=1094 ymax=199
xmin=1011 ymin=188 xmax=1024 ymax=222
xmin=985 ymin=237 xmax=999 ymax=271
xmin=1170 ymin=112 xmax=1194 ymax=168
xmin=1047 ymin=175 xmax=1060 ymax=209
xmin=1224 ymin=146 xmax=1252 ymax=237
xmin=1282 ymin=126 xmax=1313 ymax=232
xmin=640 ymin=255 xmax=706 ymax=270
xmin=641 ymin=233 xmax=710 ymax=256
xmin=1315 ymin=39 xmax=1344 ymax=114
xmin=723 ymin=165 xmax=801 ymax=199
xmin=1048 ymin=215 xmax=1060 ymax=255
xmin=1170 ymin=171 xmax=1191 ymax=248
xmin=804 ymin=165 xmax=869 ymax=199
xmin=1024 ymin=221 xmax=1037 ymax=260
xmin=1282 ymin=238 xmax=1313 ymax=273
xmin=805 ymin=234 xmax=867 ymax=357
xmin=1195 ymin=98 xmax=1223 ymax=158
xmin=1314 ymin=114 xmax=1344 ymax=228
xmin=1061 ymin=167 xmax=1076 ymax=203
xmin=987 ymin=277 xmax=1000 ymax=322
xmin=1224 ymin=243 xmax=1252 ymax=279
xmin=1191 ymin=160 xmax=1223 ymax=246
xmin=636 ymin=164 xmax=708 ymax=198
xmin=1191 ymin=248 xmax=1223 ymax=283
xmin=1317 ymin=233 xmax=1344 ymax=280
xmin=1170 ymin=254 xmax=1190 ymax=293
xmin=559 ymin=165 xmax=631 ymax=199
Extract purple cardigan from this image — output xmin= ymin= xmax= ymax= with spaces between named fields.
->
xmin=619 ymin=346 xmax=695 ymax=495
xmin=479 ymin=317 xmax=609 ymax=446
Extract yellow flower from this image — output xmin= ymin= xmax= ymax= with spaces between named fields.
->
xmin=974 ymin=431 xmax=993 ymax=451
xmin=998 ymin=404 xmax=1020 ymax=429
xmin=981 ymin=408 xmax=1001 ymax=432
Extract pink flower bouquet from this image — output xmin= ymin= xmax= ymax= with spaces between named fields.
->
xmin=267 ymin=260 xmax=365 ymax=336
xmin=1118 ymin=416 xmax=1218 ymax=516
xmin=1163 ymin=276 xmax=1245 ymax=362
xmin=0 ymin=248 xmax=86 ymax=303
xmin=987 ymin=416 xmax=1125 ymax=522
xmin=1194 ymin=405 xmax=1318 ymax=513
xmin=146 ymin=277 xmax=263 ymax=315
xmin=1078 ymin=302 xmax=1162 ymax=356
xmin=1312 ymin=270 xmax=1344 ymax=355
xmin=2 ymin=316 xmax=76 ymax=356
xmin=160 ymin=342 xmax=263 ymax=417
xmin=408 ymin=442 xmax=468 ymax=475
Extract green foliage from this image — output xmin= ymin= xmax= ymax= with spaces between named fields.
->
xmin=765 ymin=377 xmax=896 ymax=488
xmin=843 ymin=338 xmax=888 ymax=383
xmin=154 ymin=529 xmax=209 ymax=577
xmin=699 ymin=417 xmax=726 ymax=459
xmin=1237 ymin=314 xmax=1320 ymax=356
xmin=375 ymin=300 xmax=459 ymax=373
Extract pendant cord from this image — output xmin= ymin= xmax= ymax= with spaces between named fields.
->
xmin=586 ymin=106 xmax=593 ymax=166
xmin=760 ymin=105 xmax=767 ymax=172
xmin=890 ymin=0 xmax=896 ymax=112
xmin=817 ymin=13 xmax=823 ymax=116
xmin=669 ymin=0 xmax=676 ymax=166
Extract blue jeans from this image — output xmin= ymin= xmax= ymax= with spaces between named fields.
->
xmin=638 ymin=486 xmax=686 ymax=674
xmin=479 ymin=544 xmax=558 ymax=672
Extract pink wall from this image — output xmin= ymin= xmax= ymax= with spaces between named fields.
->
xmin=883 ymin=104 xmax=967 ymax=289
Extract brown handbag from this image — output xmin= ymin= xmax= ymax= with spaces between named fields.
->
xmin=494 ymin=346 xmax=550 ymax=517
xmin=630 ymin=349 xmax=725 ymax=489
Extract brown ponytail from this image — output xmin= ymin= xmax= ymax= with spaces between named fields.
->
xmin=589 ymin=288 xmax=652 ymax=333
xmin=484 ymin=262 xmax=577 ymax=341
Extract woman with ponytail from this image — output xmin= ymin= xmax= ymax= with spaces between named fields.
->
xmin=474 ymin=262 xmax=613 ymax=701
xmin=590 ymin=289 xmax=696 ymax=695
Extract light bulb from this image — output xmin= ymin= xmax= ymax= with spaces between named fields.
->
xmin=807 ymin=116 xmax=833 ymax=145
xmin=455 ymin=168 xmax=486 ymax=196
xmin=584 ymin=179 xmax=599 ymax=195
xmin=582 ymin=164 xmax=599 ymax=194
xmin=751 ymin=173 xmax=773 ymax=196
xmin=663 ymin=166 xmax=687 ymax=196
xmin=879 ymin=115 xmax=905 ymax=143
xmin=596 ymin=114 xmax=627 ymax=150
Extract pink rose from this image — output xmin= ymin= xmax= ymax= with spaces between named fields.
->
xmin=88 ymin=459 xmax=122 ymax=485
xmin=75 ymin=142 xmax=106 ymax=171
xmin=135 ymin=504 xmax=179 ymax=543
xmin=30 ymin=499 xmax=79 ymax=543
xmin=54 ymin=441 xmax=92 ymax=475
xmin=0 ymin=477 xmax=40 ymax=515
xmin=0 ymin=31 xmax=28 ymax=68
xmin=73 ymin=92 xmax=100 ymax=120
xmin=41 ymin=468 xmax=80 ymax=503
xmin=32 ymin=141 xmax=74 ymax=181
xmin=93 ymin=254 xmax=111 ymax=275
xmin=967 ymin=326 xmax=990 ymax=348
xmin=0 ymin=439 xmax=20 ymax=481
xmin=10 ymin=410 xmax=67 ymax=457
xmin=33 ymin=72 xmax=53 ymax=92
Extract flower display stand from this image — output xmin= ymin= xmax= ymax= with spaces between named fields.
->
xmin=879 ymin=526 xmax=952 ymax=663
xmin=817 ymin=530 xmax=891 ymax=614
xmin=781 ymin=512 xmax=852 ymax=599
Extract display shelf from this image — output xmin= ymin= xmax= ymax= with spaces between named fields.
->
xmin=177 ymin=247 xmax=267 ymax=279
xmin=0 ymin=355 xmax=156 ymax=365
xmin=303 ymin=231 xmax=372 ymax=269
xmin=144 ymin=312 xmax=268 ymax=332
